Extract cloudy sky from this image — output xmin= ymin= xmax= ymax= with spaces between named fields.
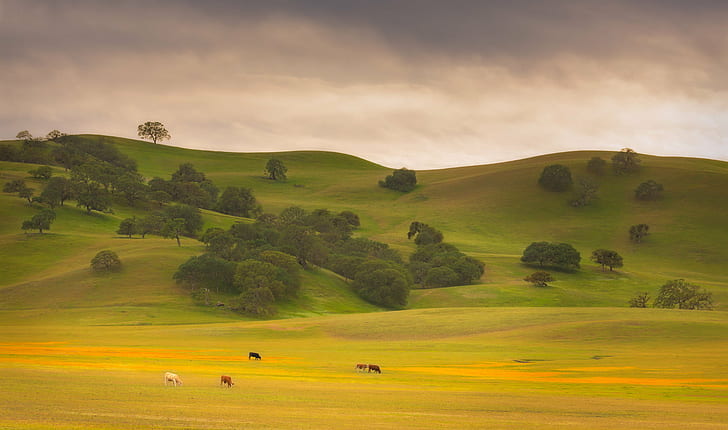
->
xmin=1 ymin=0 xmax=727 ymax=169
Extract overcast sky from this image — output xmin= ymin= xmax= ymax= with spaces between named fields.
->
xmin=1 ymin=0 xmax=727 ymax=169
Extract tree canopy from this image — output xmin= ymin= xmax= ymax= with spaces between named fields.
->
xmin=538 ymin=164 xmax=573 ymax=192
xmin=590 ymin=249 xmax=623 ymax=271
xmin=521 ymin=242 xmax=581 ymax=270
xmin=91 ymin=250 xmax=121 ymax=273
xmin=635 ymin=180 xmax=664 ymax=201
xmin=265 ymin=158 xmax=288 ymax=181
xmin=524 ymin=271 xmax=554 ymax=287
xmin=21 ymin=209 xmax=56 ymax=234
xmin=629 ymin=224 xmax=650 ymax=243
xmin=379 ymin=168 xmax=417 ymax=192
xmin=653 ymin=279 xmax=713 ymax=310
xmin=137 ymin=121 xmax=170 ymax=144
xmin=612 ymin=148 xmax=641 ymax=174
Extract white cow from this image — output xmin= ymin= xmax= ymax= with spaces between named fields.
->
xmin=164 ymin=372 xmax=183 ymax=386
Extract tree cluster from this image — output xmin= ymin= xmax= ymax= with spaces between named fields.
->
xmin=407 ymin=222 xmax=485 ymax=288
xmin=174 ymin=205 xmax=408 ymax=313
xmin=379 ymin=168 xmax=417 ymax=192
xmin=630 ymin=279 xmax=713 ymax=310
xmin=521 ymin=242 xmax=581 ymax=270
xmin=117 ymin=204 xmax=204 ymax=244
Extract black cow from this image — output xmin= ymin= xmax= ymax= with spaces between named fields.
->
xmin=368 ymin=364 xmax=381 ymax=374
xmin=249 ymin=352 xmax=261 ymax=360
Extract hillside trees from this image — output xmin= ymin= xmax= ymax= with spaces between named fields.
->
xmin=406 ymin=223 xmax=484 ymax=288
xmin=117 ymin=217 xmax=138 ymax=238
xmin=586 ymin=157 xmax=607 ymax=175
xmin=569 ymin=178 xmax=599 ymax=207
xmin=216 ymin=186 xmax=261 ymax=217
xmin=91 ymin=250 xmax=121 ymax=273
xmin=629 ymin=224 xmax=650 ymax=243
xmin=653 ymin=279 xmax=713 ymax=310
xmin=521 ymin=242 xmax=581 ymax=270
xmin=3 ymin=179 xmax=26 ymax=193
xmin=538 ymin=164 xmax=573 ymax=191
xmin=265 ymin=158 xmax=288 ymax=181
xmin=407 ymin=221 xmax=443 ymax=246
xmin=149 ymin=163 xmax=219 ymax=209
xmin=629 ymin=292 xmax=650 ymax=308
xmin=524 ymin=271 xmax=554 ymax=287
xmin=612 ymin=148 xmax=641 ymax=174
xmin=40 ymin=177 xmax=73 ymax=208
xmin=635 ymin=180 xmax=664 ymax=201
xmin=28 ymin=165 xmax=53 ymax=180
xmin=590 ymin=249 xmax=623 ymax=271
xmin=351 ymin=260 xmax=410 ymax=308
xmin=379 ymin=168 xmax=417 ymax=192
xmin=174 ymin=254 xmax=237 ymax=293
xmin=161 ymin=218 xmax=186 ymax=247
xmin=21 ymin=208 xmax=56 ymax=234
xmin=137 ymin=121 xmax=170 ymax=144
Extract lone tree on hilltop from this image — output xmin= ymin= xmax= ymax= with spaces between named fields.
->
xmin=653 ymin=279 xmax=712 ymax=310
xmin=629 ymin=224 xmax=650 ymax=243
xmin=590 ymin=249 xmax=623 ymax=271
xmin=379 ymin=168 xmax=417 ymax=192
xmin=265 ymin=158 xmax=288 ymax=181
xmin=16 ymin=130 xmax=33 ymax=141
xmin=524 ymin=271 xmax=554 ymax=287
xmin=91 ymin=250 xmax=122 ymax=273
xmin=635 ymin=180 xmax=664 ymax=201
xmin=612 ymin=148 xmax=641 ymax=175
xmin=538 ymin=164 xmax=573 ymax=192
xmin=137 ymin=121 xmax=170 ymax=144
xmin=46 ymin=130 xmax=66 ymax=141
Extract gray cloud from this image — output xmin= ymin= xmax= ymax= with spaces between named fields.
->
xmin=1 ymin=0 xmax=727 ymax=168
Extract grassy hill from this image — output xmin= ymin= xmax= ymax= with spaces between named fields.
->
xmin=2 ymin=135 xmax=727 ymax=428
xmin=1 ymin=135 xmax=727 ymax=321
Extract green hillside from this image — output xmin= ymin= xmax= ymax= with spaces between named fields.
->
xmin=2 ymin=135 xmax=727 ymax=428
xmin=1 ymin=135 xmax=727 ymax=321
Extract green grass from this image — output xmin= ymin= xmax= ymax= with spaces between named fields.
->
xmin=0 ymin=308 xmax=725 ymax=429
xmin=2 ymin=137 xmax=728 ymax=427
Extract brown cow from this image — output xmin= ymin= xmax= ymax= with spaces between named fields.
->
xmin=220 ymin=375 xmax=234 ymax=387
xmin=355 ymin=363 xmax=368 ymax=371
xmin=368 ymin=364 xmax=381 ymax=374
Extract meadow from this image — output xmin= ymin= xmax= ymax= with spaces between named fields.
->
xmin=1 ymin=308 xmax=727 ymax=429
xmin=1 ymin=136 xmax=727 ymax=428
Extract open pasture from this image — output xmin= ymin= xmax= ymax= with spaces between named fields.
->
xmin=1 ymin=307 xmax=726 ymax=429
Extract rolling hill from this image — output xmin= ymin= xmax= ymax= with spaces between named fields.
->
xmin=1 ymin=135 xmax=727 ymax=323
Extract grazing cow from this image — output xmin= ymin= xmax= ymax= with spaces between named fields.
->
xmin=164 ymin=372 xmax=183 ymax=386
xmin=249 ymin=352 xmax=261 ymax=360
xmin=355 ymin=363 xmax=368 ymax=371
xmin=368 ymin=364 xmax=381 ymax=374
xmin=220 ymin=375 xmax=234 ymax=387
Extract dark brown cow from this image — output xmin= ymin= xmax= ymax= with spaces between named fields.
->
xmin=355 ymin=363 xmax=368 ymax=371
xmin=368 ymin=364 xmax=381 ymax=374
xmin=249 ymin=352 xmax=261 ymax=360
xmin=220 ymin=375 xmax=234 ymax=387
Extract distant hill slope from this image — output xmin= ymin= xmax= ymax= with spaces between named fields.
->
xmin=1 ymin=135 xmax=726 ymax=323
